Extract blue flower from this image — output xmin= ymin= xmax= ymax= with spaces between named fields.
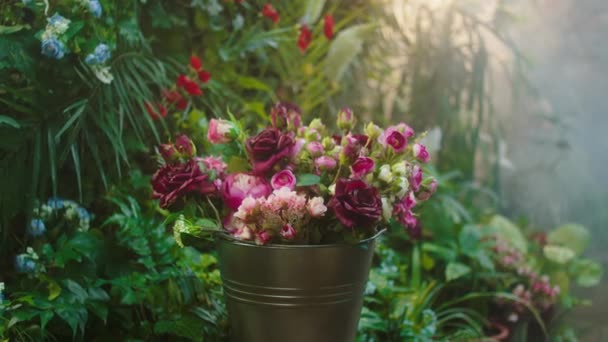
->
xmin=76 ymin=207 xmax=91 ymax=221
xmin=85 ymin=53 xmax=98 ymax=65
xmin=93 ymin=43 xmax=111 ymax=63
xmin=41 ymin=37 xmax=65 ymax=59
xmin=88 ymin=0 xmax=103 ymax=18
xmin=47 ymin=197 xmax=64 ymax=209
xmin=48 ymin=13 xmax=66 ymax=26
xmin=14 ymin=255 xmax=36 ymax=273
xmin=27 ymin=219 xmax=46 ymax=237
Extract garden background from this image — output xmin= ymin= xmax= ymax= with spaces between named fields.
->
xmin=1 ymin=0 xmax=606 ymax=340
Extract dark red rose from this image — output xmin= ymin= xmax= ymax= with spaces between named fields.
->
xmin=324 ymin=14 xmax=334 ymax=40
xmin=246 ymin=128 xmax=295 ymax=175
xmin=177 ymin=75 xmax=202 ymax=96
xmin=270 ymin=102 xmax=301 ymax=130
xmin=298 ymin=25 xmax=312 ymax=53
xmin=198 ymin=70 xmax=211 ymax=83
xmin=328 ymin=178 xmax=382 ymax=229
xmin=152 ymin=160 xmax=216 ymax=208
xmin=190 ymin=56 xmax=202 ymax=71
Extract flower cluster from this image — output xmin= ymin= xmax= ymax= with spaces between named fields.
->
xmin=144 ymin=56 xmax=212 ymax=120
xmin=31 ymin=197 xmax=92 ymax=233
xmin=151 ymin=102 xmax=436 ymax=245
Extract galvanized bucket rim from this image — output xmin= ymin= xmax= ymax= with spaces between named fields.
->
xmin=217 ymin=228 xmax=385 ymax=249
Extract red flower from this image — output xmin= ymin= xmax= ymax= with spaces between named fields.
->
xmin=162 ymin=89 xmax=188 ymax=110
xmin=190 ymin=55 xmax=202 ymax=71
xmin=297 ymin=25 xmax=312 ymax=53
xmin=328 ymin=178 xmax=382 ymax=229
xmin=151 ymin=160 xmax=216 ymax=209
xmin=262 ymin=4 xmax=279 ymax=23
xmin=198 ymin=70 xmax=211 ymax=83
xmin=145 ymin=101 xmax=168 ymax=120
xmin=324 ymin=14 xmax=334 ymax=40
xmin=177 ymin=74 xmax=203 ymax=96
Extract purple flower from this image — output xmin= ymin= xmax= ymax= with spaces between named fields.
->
xmin=410 ymin=165 xmax=423 ymax=192
xmin=306 ymin=141 xmax=324 ymax=157
xmin=328 ymin=179 xmax=382 ymax=229
xmin=270 ymin=102 xmax=301 ymax=130
xmin=175 ymin=134 xmax=196 ymax=157
xmin=280 ymin=224 xmax=296 ymax=241
xmin=151 ymin=160 xmax=216 ymax=208
xmin=271 ymin=169 xmax=297 ymax=190
xmin=379 ymin=127 xmax=407 ymax=153
xmin=413 ymin=143 xmax=430 ymax=163
xmin=350 ymin=157 xmax=375 ymax=178
xmin=314 ymin=156 xmax=337 ymax=171
xmin=221 ymin=173 xmax=272 ymax=210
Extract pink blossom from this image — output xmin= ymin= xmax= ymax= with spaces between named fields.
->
xmin=395 ymin=123 xmax=415 ymax=138
xmin=307 ymin=197 xmax=327 ymax=217
xmin=222 ymin=173 xmax=272 ymax=210
xmin=234 ymin=196 xmax=260 ymax=220
xmin=306 ymin=141 xmax=324 ymax=157
xmin=291 ymin=138 xmax=306 ymax=158
xmin=234 ymin=226 xmax=253 ymax=240
xmin=207 ymin=119 xmax=235 ymax=144
xmin=410 ymin=165 xmax=423 ymax=192
xmin=271 ymin=170 xmax=297 ymax=190
xmin=379 ymin=127 xmax=407 ymax=153
xmin=403 ymin=191 xmax=417 ymax=209
xmin=350 ymin=157 xmax=375 ymax=178
xmin=413 ymin=143 xmax=430 ymax=163
xmin=280 ymin=224 xmax=296 ymax=240
xmin=200 ymin=156 xmax=227 ymax=174
xmin=315 ymin=156 xmax=337 ymax=171
xmin=256 ymin=230 xmax=272 ymax=245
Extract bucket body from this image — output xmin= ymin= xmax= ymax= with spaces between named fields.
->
xmin=217 ymin=234 xmax=379 ymax=342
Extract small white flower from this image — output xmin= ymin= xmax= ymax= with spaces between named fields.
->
xmin=395 ymin=177 xmax=410 ymax=198
xmin=381 ymin=198 xmax=392 ymax=221
xmin=26 ymin=247 xmax=34 ymax=254
xmin=0 ymin=282 xmax=5 ymax=291
xmin=93 ymin=66 xmax=114 ymax=84
xmin=328 ymin=184 xmax=336 ymax=195
xmin=378 ymin=164 xmax=393 ymax=183
xmin=307 ymin=197 xmax=327 ymax=217
xmin=391 ymin=161 xmax=407 ymax=175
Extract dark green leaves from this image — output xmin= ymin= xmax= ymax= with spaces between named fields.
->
xmin=296 ymin=173 xmax=320 ymax=186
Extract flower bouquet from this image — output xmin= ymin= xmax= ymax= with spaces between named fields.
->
xmin=151 ymin=103 xmax=436 ymax=341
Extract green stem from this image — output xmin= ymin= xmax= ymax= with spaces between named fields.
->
xmin=412 ymin=242 xmax=422 ymax=289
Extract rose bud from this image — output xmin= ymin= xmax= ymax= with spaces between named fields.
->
xmin=309 ymin=118 xmax=326 ymax=132
xmin=304 ymin=128 xmax=321 ymax=141
xmin=337 ymin=107 xmax=355 ymax=131
xmin=413 ymin=143 xmax=430 ymax=163
xmin=351 ymin=157 xmax=375 ymax=178
xmin=365 ymin=122 xmax=383 ymax=140
xmin=221 ymin=173 xmax=272 ymax=210
xmin=175 ymin=134 xmax=196 ymax=157
xmin=417 ymin=178 xmax=437 ymax=201
xmin=409 ymin=164 xmax=423 ymax=192
xmin=315 ymin=156 xmax=337 ymax=171
xmin=322 ymin=137 xmax=335 ymax=150
xmin=328 ymin=178 xmax=382 ymax=229
xmin=306 ymin=141 xmax=324 ymax=157
xmin=403 ymin=191 xmax=417 ymax=209
xmin=207 ymin=119 xmax=236 ymax=144
xmin=392 ymin=161 xmax=407 ymax=175
xmin=271 ymin=169 xmax=297 ymax=190
xmin=270 ymin=102 xmax=301 ymax=130
xmin=255 ymin=230 xmax=272 ymax=245
xmin=378 ymin=164 xmax=393 ymax=183
xmin=280 ymin=224 xmax=297 ymax=240
xmin=159 ymin=144 xmax=178 ymax=163
xmin=307 ymin=197 xmax=327 ymax=217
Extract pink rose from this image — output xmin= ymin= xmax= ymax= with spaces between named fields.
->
xmin=306 ymin=142 xmax=324 ymax=157
xmin=280 ymin=224 xmax=296 ymax=241
xmin=221 ymin=173 xmax=272 ymax=210
xmin=207 ymin=119 xmax=235 ymax=144
xmin=271 ymin=170 xmax=297 ymax=190
xmin=314 ymin=156 xmax=337 ymax=171
xmin=379 ymin=127 xmax=407 ymax=153
xmin=413 ymin=143 xmax=430 ymax=163
xmin=395 ymin=123 xmax=414 ymax=138
xmin=410 ymin=165 xmax=423 ymax=192
xmin=350 ymin=157 xmax=375 ymax=178
xmin=307 ymin=197 xmax=327 ymax=217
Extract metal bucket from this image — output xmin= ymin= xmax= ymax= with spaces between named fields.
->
xmin=217 ymin=232 xmax=381 ymax=342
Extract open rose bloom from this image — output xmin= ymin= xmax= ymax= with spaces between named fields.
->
xmin=151 ymin=103 xmax=436 ymax=245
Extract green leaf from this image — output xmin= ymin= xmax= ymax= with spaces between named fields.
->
xmin=487 ymin=215 xmax=527 ymax=253
xmin=0 ymin=115 xmax=20 ymax=128
xmin=40 ymin=311 xmax=54 ymax=331
xmin=227 ymin=156 xmax=249 ymax=173
xmin=48 ymin=280 xmax=62 ymax=300
xmin=63 ymin=21 xmax=85 ymax=41
xmin=445 ymin=262 xmax=471 ymax=281
xmin=571 ymin=259 xmax=603 ymax=287
xmin=0 ymin=24 xmax=30 ymax=35
xmin=296 ymin=174 xmax=321 ymax=186
xmin=543 ymin=245 xmax=576 ymax=264
xmin=302 ymin=0 xmax=327 ymax=24
xmin=324 ymin=24 xmax=375 ymax=81
xmin=236 ymin=76 xmax=273 ymax=94
xmin=64 ymin=280 xmax=88 ymax=303
xmin=458 ymin=224 xmax=481 ymax=255
xmin=548 ymin=224 xmax=590 ymax=256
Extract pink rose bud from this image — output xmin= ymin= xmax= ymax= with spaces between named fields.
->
xmin=307 ymin=196 xmax=327 ymax=217
xmin=409 ymin=165 xmax=423 ymax=192
xmin=159 ymin=144 xmax=178 ymax=162
xmin=306 ymin=142 xmax=324 ymax=157
xmin=403 ymin=191 xmax=417 ymax=209
xmin=256 ymin=230 xmax=272 ymax=245
xmin=222 ymin=173 xmax=272 ymax=210
xmin=350 ymin=157 xmax=375 ymax=178
xmin=413 ymin=143 xmax=430 ymax=163
xmin=175 ymin=134 xmax=196 ymax=157
xmin=280 ymin=224 xmax=297 ymax=240
xmin=337 ymin=107 xmax=355 ymax=131
xmin=271 ymin=170 xmax=297 ymax=190
xmin=207 ymin=119 xmax=235 ymax=144
xmin=315 ymin=156 xmax=337 ymax=171
xmin=417 ymin=178 xmax=437 ymax=201
xmin=396 ymin=123 xmax=415 ymax=138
